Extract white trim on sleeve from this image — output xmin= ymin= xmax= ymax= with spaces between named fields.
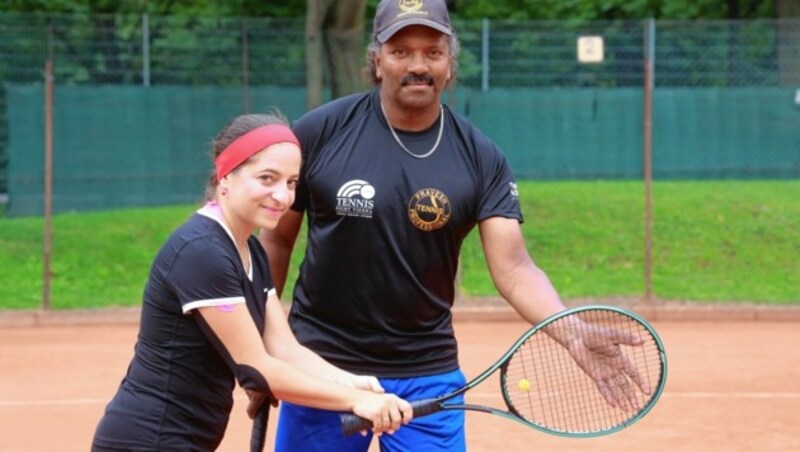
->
xmin=182 ymin=296 xmax=245 ymax=314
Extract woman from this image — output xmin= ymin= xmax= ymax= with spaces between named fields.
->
xmin=91 ymin=112 xmax=412 ymax=451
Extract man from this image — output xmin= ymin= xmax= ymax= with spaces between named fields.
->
xmin=260 ymin=1 xmax=643 ymax=450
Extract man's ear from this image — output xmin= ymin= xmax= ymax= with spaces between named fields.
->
xmin=375 ymin=55 xmax=383 ymax=81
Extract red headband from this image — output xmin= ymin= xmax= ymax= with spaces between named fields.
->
xmin=215 ymin=124 xmax=300 ymax=180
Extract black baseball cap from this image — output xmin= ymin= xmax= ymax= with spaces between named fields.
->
xmin=373 ymin=0 xmax=453 ymax=44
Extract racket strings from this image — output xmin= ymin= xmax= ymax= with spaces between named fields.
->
xmin=502 ymin=309 xmax=663 ymax=434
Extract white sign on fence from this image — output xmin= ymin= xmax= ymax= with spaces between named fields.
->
xmin=577 ymin=36 xmax=604 ymax=63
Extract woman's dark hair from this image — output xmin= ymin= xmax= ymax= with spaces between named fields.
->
xmin=203 ymin=110 xmax=290 ymax=201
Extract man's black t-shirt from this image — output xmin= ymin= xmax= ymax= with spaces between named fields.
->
xmin=289 ymin=90 xmax=522 ymax=378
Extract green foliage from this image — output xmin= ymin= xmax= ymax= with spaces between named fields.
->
xmin=454 ymin=0 xmax=775 ymax=20
xmin=0 ymin=7 xmax=784 ymax=88
xmin=1 ymin=181 xmax=797 ymax=310
xmin=0 ymin=0 xmax=776 ymax=19
xmin=0 ymin=0 xmax=307 ymax=17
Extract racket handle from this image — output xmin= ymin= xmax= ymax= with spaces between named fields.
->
xmin=250 ymin=402 xmax=270 ymax=452
xmin=340 ymin=398 xmax=441 ymax=436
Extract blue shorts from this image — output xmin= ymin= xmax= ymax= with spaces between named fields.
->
xmin=274 ymin=369 xmax=467 ymax=452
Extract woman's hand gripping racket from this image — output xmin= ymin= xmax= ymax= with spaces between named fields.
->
xmin=250 ymin=403 xmax=269 ymax=452
xmin=341 ymin=305 xmax=667 ymax=437
xmin=247 ymin=390 xmax=275 ymax=452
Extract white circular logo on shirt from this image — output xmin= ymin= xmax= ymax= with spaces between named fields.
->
xmin=336 ymin=180 xmax=376 ymax=218
xmin=360 ymin=185 xmax=376 ymax=199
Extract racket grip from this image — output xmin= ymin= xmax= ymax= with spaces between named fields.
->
xmin=340 ymin=398 xmax=441 ymax=436
xmin=250 ymin=402 xmax=270 ymax=452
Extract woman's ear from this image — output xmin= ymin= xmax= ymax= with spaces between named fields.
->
xmin=219 ymin=176 xmax=230 ymax=195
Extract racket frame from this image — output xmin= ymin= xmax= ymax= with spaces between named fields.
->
xmin=341 ymin=304 xmax=668 ymax=438
xmin=493 ymin=305 xmax=668 ymax=437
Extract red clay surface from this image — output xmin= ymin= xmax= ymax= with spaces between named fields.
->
xmin=1 ymin=315 xmax=799 ymax=451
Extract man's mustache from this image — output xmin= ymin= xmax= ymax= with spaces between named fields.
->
xmin=401 ymin=74 xmax=434 ymax=86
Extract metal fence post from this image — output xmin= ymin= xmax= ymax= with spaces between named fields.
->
xmin=643 ymin=18 xmax=655 ymax=303
xmin=42 ymin=26 xmax=54 ymax=310
xmin=242 ymin=20 xmax=250 ymax=114
xmin=142 ymin=13 xmax=150 ymax=87
xmin=481 ymin=18 xmax=490 ymax=92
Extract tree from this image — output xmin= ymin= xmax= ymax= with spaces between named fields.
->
xmin=304 ymin=0 xmax=367 ymax=110
xmin=777 ymin=0 xmax=800 ymax=16
xmin=776 ymin=0 xmax=800 ymax=85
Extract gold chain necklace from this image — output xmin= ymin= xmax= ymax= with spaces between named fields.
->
xmin=380 ymin=102 xmax=444 ymax=159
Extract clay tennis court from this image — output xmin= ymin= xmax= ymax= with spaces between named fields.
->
xmin=1 ymin=305 xmax=799 ymax=451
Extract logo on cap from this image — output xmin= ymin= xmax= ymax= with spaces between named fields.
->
xmin=399 ymin=0 xmax=423 ymax=14
xmin=375 ymin=0 xmax=452 ymax=43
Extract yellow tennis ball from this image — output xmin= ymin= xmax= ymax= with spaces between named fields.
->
xmin=518 ymin=378 xmax=531 ymax=391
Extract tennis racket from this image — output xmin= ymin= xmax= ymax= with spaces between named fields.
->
xmin=249 ymin=402 xmax=270 ymax=452
xmin=341 ymin=305 xmax=667 ymax=437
